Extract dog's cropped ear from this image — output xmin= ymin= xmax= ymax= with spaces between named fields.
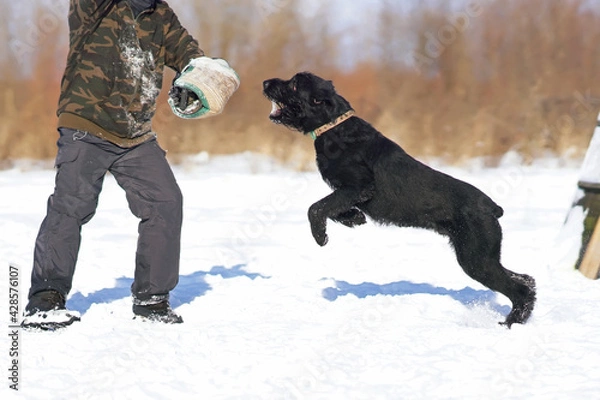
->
xmin=312 ymin=79 xmax=336 ymax=106
xmin=321 ymin=79 xmax=336 ymax=94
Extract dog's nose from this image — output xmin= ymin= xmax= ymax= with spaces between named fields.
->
xmin=263 ymin=80 xmax=271 ymax=90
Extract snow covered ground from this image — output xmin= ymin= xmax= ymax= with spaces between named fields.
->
xmin=1 ymin=152 xmax=599 ymax=399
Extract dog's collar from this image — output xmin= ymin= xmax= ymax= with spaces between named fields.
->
xmin=308 ymin=110 xmax=355 ymax=140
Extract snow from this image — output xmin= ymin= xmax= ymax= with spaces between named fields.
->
xmin=1 ymin=152 xmax=600 ymax=399
xmin=578 ymin=112 xmax=600 ymax=188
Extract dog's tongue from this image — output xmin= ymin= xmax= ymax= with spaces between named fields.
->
xmin=270 ymin=101 xmax=282 ymax=117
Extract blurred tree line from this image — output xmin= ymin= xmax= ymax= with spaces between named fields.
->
xmin=0 ymin=0 xmax=599 ymax=168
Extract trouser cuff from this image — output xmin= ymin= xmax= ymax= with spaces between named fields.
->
xmin=132 ymin=293 xmax=169 ymax=306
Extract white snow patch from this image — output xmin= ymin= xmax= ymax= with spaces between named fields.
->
xmin=1 ymin=153 xmax=598 ymax=399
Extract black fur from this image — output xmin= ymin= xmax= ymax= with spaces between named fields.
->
xmin=263 ymin=72 xmax=536 ymax=327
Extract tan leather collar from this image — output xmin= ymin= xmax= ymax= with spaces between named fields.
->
xmin=308 ymin=110 xmax=355 ymax=140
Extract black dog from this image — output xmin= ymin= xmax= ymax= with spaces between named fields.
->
xmin=263 ymin=72 xmax=536 ymax=327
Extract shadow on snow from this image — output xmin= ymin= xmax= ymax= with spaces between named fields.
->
xmin=68 ymin=264 xmax=268 ymax=315
xmin=322 ymin=279 xmax=511 ymax=315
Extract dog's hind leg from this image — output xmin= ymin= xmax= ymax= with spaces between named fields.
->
xmin=449 ymin=214 xmax=536 ymax=327
xmin=500 ymin=269 xmax=536 ymax=327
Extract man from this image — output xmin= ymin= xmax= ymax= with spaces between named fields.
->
xmin=22 ymin=0 xmax=231 ymax=329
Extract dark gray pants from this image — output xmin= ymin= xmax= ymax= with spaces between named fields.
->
xmin=29 ymin=128 xmax=183 ymax=302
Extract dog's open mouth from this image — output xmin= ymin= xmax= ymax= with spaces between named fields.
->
xmin=270 ymin=101 xmax=283 ymax=118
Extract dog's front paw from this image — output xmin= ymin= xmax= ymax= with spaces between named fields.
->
xmin=313 ymin=230 xmax=329 ymax=246
xmin=333 ymin=209 xmax=366 ymax=228
xmin=308 ymin=205 xmax=329 ymax=246
xmin=309 ymin=217 xmax=329 ymax=246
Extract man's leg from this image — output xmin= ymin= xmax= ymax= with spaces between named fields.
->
xmin=29 ymin=129 xmax=111 ymax=298
xmin=109 ymin=139 xmax=183 ymax=302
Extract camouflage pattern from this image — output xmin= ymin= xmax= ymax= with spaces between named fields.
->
xmin=57 ymin=0 xmax=204 ymax=147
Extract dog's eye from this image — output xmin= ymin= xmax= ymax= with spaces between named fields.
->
xmin=313 ymin=98 xmax=322 ymax=105
xmin=291 ymin=82 xmax=297 ymax=91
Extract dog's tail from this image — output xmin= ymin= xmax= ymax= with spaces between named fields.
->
xmin=491 ymin=202 xmax=504 ymax=218
xmin=477 ymin=196 xmax=504 ymax=218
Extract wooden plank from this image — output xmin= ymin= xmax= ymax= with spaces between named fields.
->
xmin=579 ymin=217 xmax=600 ymax=279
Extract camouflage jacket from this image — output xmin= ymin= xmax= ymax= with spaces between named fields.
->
xmin=57 ymin=0 xmax=204 ymax=147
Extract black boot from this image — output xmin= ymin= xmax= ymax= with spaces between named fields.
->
xmin=132 ymin=295 xmax=183 ymax=324
xmin=21 ymin=290 xmax=81 ymax=330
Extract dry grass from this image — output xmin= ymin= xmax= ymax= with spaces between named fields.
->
xmin=1 ymin=0 xmax=599 ymax=168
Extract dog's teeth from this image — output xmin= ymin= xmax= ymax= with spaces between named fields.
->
xmin=270 ymin=101 xmax=281 ymax=117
